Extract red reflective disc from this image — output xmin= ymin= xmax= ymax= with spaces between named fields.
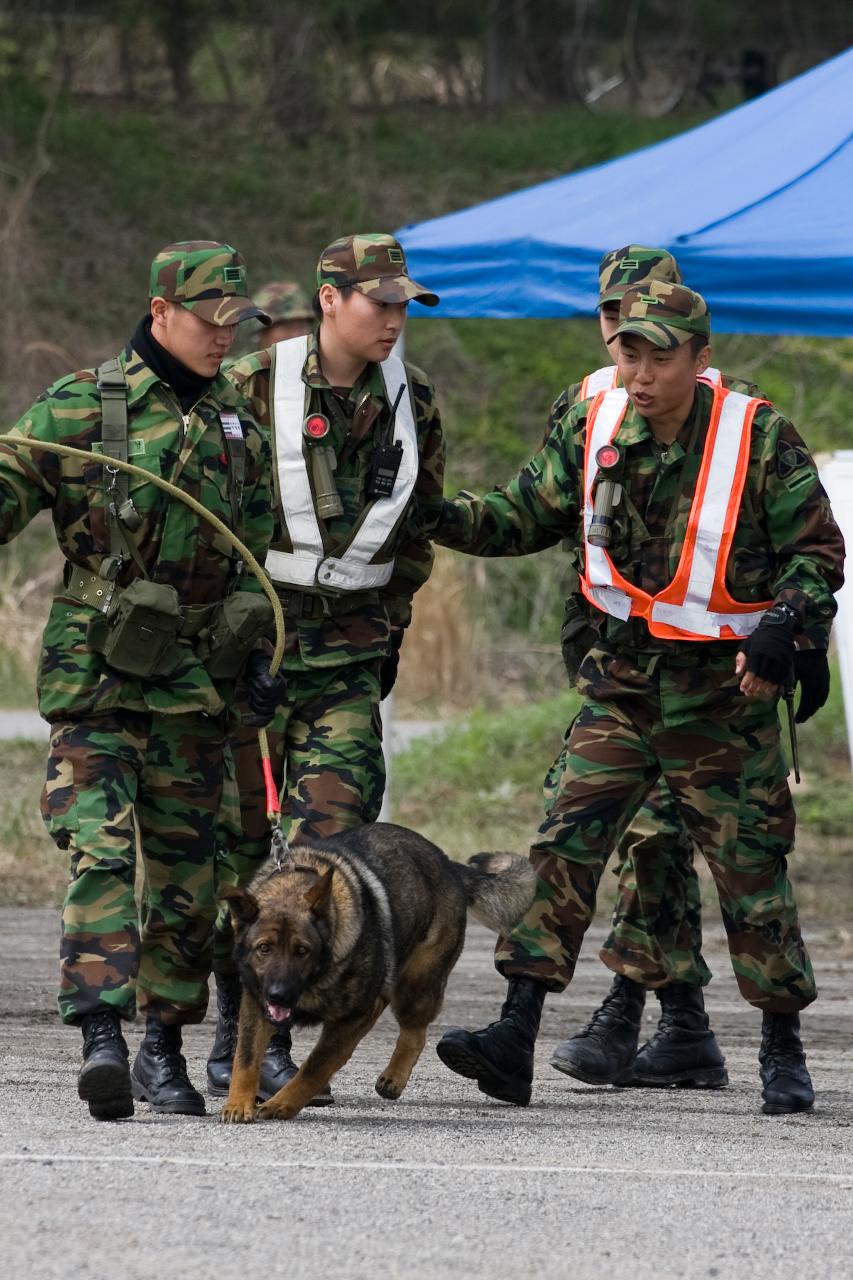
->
xmin=596 ymin=444 xmax=620 ymax=469
xmin=305 ymin=414 xmax=329 ymax=439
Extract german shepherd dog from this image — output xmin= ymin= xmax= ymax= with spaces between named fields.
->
xmin=218 ymin=822 xmax=535 ymax=1124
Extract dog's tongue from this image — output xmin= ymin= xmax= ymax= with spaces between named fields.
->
xmin=267 ymin=1003 xmax=291 ymax=1024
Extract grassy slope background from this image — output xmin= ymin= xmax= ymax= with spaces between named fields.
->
xmin=1 ymin=84 xmax=852 ymax=916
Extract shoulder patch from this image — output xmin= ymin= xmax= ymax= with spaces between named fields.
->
xmin=776 ymin=438 xmax=812 ymax=487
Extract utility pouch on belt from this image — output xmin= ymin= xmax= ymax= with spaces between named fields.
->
xmin=560 ymin=594 xmax=598 ymax=684
xmin=197 ymin=593 xmax=275 ymax=680
xmin=87 ymin=580 xmax=182 ymax=679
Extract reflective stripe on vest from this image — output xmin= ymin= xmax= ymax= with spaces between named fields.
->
xmin=579 ymin=386 xmax=773 ymax=641
xmin=699 ymin=366 xmax=722 ymax=386
xmin=265 ymin=334 xmax=419 ymax=592
xmin=579 ymin=365 xmax=619 ymax=399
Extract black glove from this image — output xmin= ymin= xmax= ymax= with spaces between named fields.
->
xmin=739 ymin=602 xmax=798 ymax=686
xmin=792 ymin=649 xmax=830 ymax=724
xmin=379 ymin=628 xmax=405 ymax=702
xmin=243 ymin=650 xmax=288 ymax=727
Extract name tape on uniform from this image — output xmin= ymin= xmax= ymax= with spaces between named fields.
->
xmin=219 ymin=412 xmax=244 ymax=440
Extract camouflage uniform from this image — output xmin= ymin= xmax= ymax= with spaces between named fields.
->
xmin=436 ymin=284 xmax=843 ymax=1013
xmin=551 ymin=248 xmax=823 ymax=993
xmin=552 ymin=366 xmax=769 ymax=990
xmin=214 ymin=235 xmax=444 ymax=973
xmin=2 ymin=242 xmax=273 ymax=1027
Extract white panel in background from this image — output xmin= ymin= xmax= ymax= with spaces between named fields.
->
xmin=818 ymin=452 xmax=853 ymax=772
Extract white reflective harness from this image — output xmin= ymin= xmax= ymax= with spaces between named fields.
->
xmin=265 ymin=335 xmax=418 ymax=592
xmin=580 ymin=386 xmax=772 ymax=641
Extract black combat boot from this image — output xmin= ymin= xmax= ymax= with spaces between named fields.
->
xmin=258 ymin=1028 xmax=335 ymax=1107
xmin=550 ymin=974 xmax=645 ymax=1085
xmin=77 ymin=1005 xmax=134 ymax=1121
xmin=624 ymin=984 xmax=728 ymax=1088
xmin=759 ymin=1011 xmax=814 ymax=1115
xmin=206 ymin=973 xmax=242 ymax=1097
xmin=131 ymin=1018 xmax=206 ymax=1116
xmin=435 ymin=977 xmax=547 ymax=1106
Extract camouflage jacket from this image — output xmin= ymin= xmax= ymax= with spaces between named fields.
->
xmin=436 ymin=382 xmax=844 ymax=714
xmin=0 ymin=345 xmax=273 ymax=720
xmin=225 ymin=331 xmax=445 ymax=670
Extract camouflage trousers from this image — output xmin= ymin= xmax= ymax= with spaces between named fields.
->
xmin=42 ymin=711 xmax=228 ymax=1027
xmin=500 ymin=693 xmax=816 ymax=1012
xmin=213 ymin=659 xmax=384 ymax=974
xmin=544 ymin=750 xmax=709 ymax=988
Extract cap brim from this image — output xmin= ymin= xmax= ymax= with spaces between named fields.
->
xmin=184 ymin=297 xmax=271 ymax=326
xmin=608 ymin=320 xmax=700 ymax=350
xmin=598 ymin=286 xmax=632 ymax=307
xmin=353 ymin=275 xmax=439 ymax=308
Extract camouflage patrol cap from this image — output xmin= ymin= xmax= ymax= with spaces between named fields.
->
xmin=611 ymin=281 xmax=711 ymax=349
xmin=598 ymin=245 xmax=682 ymax=307
xmin=149 ymin=241 xmax=270 ymax=327
xmin=317 ymin=233 xmax=439 ymax=307
xmin=253 ymin=281 xmax=313 ymax=323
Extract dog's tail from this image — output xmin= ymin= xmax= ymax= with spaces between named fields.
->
xmin=457 ymin=852 xmax=537 ymax=935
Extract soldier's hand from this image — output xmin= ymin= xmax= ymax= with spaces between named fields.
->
xmin=736 ymin=603 xmax=798 ymax=700
xmin=243 ymin=650 xmax=287 ymax=727
xmin=792 ymin=649 xmax=830 ymax=723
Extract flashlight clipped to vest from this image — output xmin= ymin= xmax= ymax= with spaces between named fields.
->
xmin=588 ymin=442 xmax=623 ymax=548
xmin=302 ymin=413 xmax=343 ymax=520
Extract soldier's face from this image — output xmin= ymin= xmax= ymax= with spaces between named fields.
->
xmin=324 ymin=287 xmax=408 ymax=363
xmin=617 ymin=334 xmax=709 ymax=420
xmin=151 ymin=301 xmax=237 ymax=376
xmin=598 ymin=302 xmax=621 ymax=345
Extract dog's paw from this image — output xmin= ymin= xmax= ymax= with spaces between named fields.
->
xmin=256 ymin=1098 xmax=298 ymax=1122
xmin=375 ymin=1073 xmax=405 ymax=1100
xmin=219 ymin=1099 xmax=258 ymax=1125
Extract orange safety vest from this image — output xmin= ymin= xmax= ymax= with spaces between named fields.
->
xmin=579 ymin=385 xmax=772 ymax=641
xmin=579 ymin=364 xmax=723 ymax=400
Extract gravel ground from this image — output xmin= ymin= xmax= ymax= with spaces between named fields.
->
xmin=1 ymin=907 xmax=851 ymax=1280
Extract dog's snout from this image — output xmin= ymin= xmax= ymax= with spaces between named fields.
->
xmin=266 ymin=984 xmax=291 ymax=1005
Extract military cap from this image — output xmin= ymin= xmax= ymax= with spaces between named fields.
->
xmin=317 ymin=233 xmax=439 ymax=307
xmin=253 ymin=281 xmax=313 ymax=323
xmin=149 ymin=241 xmax=270 ymax=326
xmin=610 ymin=281 xmax=711 ymax=349
xmin=598 ymin=245 xmax=682 ymax=307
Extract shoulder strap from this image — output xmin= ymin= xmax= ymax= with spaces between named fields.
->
xmin=96 ymin=358 xmax=148 ymax=581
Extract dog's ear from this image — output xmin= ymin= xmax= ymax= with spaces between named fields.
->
xmin=218 ymin=885 xmax=260 ymax=926
xmin=304 ymin=867 xmax=335 ymax=915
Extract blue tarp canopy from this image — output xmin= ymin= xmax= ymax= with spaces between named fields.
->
xmin=398 ymin=48 xmax=853 ymax=336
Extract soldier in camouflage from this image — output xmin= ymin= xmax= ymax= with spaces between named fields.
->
xmin=434 ymin=282 xmax=843 ymax=1115
xmin=251 ymin=281 xmax=315 ymax=350
xmin=1 ymin=241 xmax=277 ymax=1120
xmin=547 ymin=246 xmax=831 ymax=1093
xmin=206 ymin=232 xmax=445 ymax=1101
